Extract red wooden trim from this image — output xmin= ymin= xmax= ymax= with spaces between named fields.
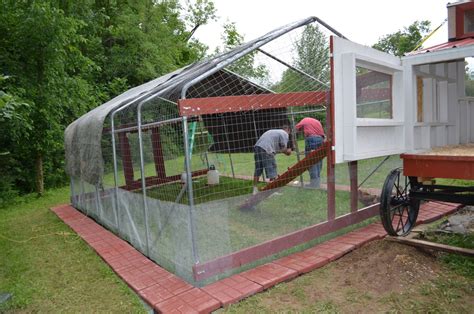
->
xmin=150 ymin=128 xmax=166 ymax=179
xmin=456 ymin=6 xmax=465 ymax=39
xmin=178 ymin=91 xmax=329 ymax=116
xmin=118 ymin=132 xmax=135 ymax=188
xmin=192 ymin=204 xmax=379 ymax=281
xmin=402 ymin=153 xmax=474 ymax=180
xmin=349 ymin=161 xmax=358 ymax=213
xmin=457 ymin=32 xmax=474 ymax=40
xmin=121 ymin=169 xmax=208 ymax=191
xmin=262 ymin=143 xmax=329 ymax=191
xmin=327 ymin=155 xmax=336 ymax=221
xmin=327 ymin=36 xmax=336 ymax=220
xmin=329 ymin=36 xmax=336 ymax=163
xmin=401 ymin=153 xmax=474 ymax=162
xmin=239 ymin=144 xmax=329 ymax=210
xmin=455 ymin=3 xmax=474 ymax=39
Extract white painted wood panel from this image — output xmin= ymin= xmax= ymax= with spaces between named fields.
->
xmin=332 ymin=37 xmax=404 ymax=163
xmin=332 ymin=37 xmax=474 ymax=162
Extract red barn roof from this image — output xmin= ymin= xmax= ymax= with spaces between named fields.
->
xmin=409 ymin=38 xmax=474 ymax=55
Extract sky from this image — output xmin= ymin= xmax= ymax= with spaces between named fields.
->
xmin=193 ymin=0 xmax=454 ymax=52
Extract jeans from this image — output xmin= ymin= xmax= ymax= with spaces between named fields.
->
xmin=254 ymin=146 xmax=277 ymax=179
xmin=305 ymin=136 xmax=324 ymax=182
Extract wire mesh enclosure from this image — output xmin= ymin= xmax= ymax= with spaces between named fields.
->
xmin=66 ymin=17 xmax=401 ymax=285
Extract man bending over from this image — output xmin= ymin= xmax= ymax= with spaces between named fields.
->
xmin=253 ymin=125 xmax=292 ymax=194
xmin=295 ymin=117 xmax=325 ymax=188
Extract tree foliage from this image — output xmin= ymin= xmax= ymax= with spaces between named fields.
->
xmin=184 ymin=0 xmax=217 ymax=41
xmin=465 ymin=63 xmax=474 ymax=97
xmin=215 ymin=22 xmax=269 ymax=83
xmin=0 ymin=0 xmax=215 ymax=200
xmin=274 ymin=24 xmax=329 ymax=93
xmin=0 ymin=75 xmax=32 ymax=205
xmin=372 ymin=20 xmax=431 ymax=56
xmin=294 ymin=24 xmax=330 ymax=82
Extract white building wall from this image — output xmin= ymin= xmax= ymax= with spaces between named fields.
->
xmin=333 ymin=37 xmax=473 ymax=163
xmin=410 ymin=59 xmax=471 ymax=151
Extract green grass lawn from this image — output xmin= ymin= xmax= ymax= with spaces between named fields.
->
xmin=2 ymin=182 xmax=469 ymax=311
xmin=103 ymin=140 xmax=402 ymax=191
xmin=426 ymin=232 xmax=474 ymax=279
xmin=111 ymin=150 xmax=391 ymax=275
xmin=195 ymin=186 xmax=355 ymax=251
xmin=419 ymin=213 xmax=474 ymax=280
xmin=146 ymin=180 xmax=358 ymax=270
xmin=0 ymin=188 xmax=145 ymax=312
xmin=146 ymin=176 xmax=263 ymax=205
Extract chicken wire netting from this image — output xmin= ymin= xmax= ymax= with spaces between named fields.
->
xmin=67 ymin=17 xmax=395 ymax=285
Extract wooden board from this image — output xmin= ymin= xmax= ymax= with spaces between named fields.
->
xmin=402 ymin=144 xmax=474 ymax=180
xmin=261 ymin=142 xmax=329 ymax=191
xmin=386 ymin=236 xmax=474 ymax=257
xmin=239 ymin=142 xmax=329 ymax=210
xmin=418 ymin=143 xmax=474 ymax=156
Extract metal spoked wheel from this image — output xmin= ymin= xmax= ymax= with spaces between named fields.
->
xmin=380 ymin=168 xmax=420 ymax=236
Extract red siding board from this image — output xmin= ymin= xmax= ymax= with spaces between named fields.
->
xmin=178 ymin=91 xmax=328 ymax=116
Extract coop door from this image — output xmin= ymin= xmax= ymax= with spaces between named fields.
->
xmin=332 ymin=37 xmax=406 ymax=163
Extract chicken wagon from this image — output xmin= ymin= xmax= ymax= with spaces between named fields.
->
xmin=379 ymin=146 xmax=474 ymax=236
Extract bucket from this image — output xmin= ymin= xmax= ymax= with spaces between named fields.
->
xmin=207 ymin=165 xmax=219 ymax=185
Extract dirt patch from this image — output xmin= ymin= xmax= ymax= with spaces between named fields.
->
xmin=330 ymin=240 xmax=441 ymax=294
xmin=226 ymin=239 xmax=473 ymax=313
xmin=298 ymin=241 xmax=445 ymax=313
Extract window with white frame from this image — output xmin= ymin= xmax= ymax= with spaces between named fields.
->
xmin=355 ymin=66 xmax=393 ymax=119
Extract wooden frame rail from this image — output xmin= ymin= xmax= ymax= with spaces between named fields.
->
xmin=193 ymin=203 xmax=379 ymax=281
xmin=178 ymin=91 xmax=329 ymax=116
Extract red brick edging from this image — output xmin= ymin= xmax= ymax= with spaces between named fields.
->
xmin=51 ymin=201 xmax=460 ymax=313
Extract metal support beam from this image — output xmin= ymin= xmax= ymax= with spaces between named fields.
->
xmin=183 ymin=117 xmax=201 ymax=265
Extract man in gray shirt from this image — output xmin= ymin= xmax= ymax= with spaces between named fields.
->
xmin=253 ymin=125 xmax=292 ymax=193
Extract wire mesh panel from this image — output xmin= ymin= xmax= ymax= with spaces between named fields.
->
xmin=66 ymin=18 xmax=388 ymax=286
xmin=176 ymin=21 xmax=339 ymax=283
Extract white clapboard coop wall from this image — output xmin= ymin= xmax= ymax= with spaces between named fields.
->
xmin=332 ymin=36 xmax=474 ymax=164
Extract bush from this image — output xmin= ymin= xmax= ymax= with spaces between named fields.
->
xmin=0 ymin=174 xmax=19 ymax=208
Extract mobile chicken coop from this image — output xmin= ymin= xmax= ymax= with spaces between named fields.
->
xmin=65 ymin=4 xmax=473 ymax=286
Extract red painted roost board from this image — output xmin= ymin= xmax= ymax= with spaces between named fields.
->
xmin=178 ymin=91 xmax=329 ymax=116
xmin=238 ymin=142 xmax=329 ymax=211
xmin=402 ymin=153 xmax=474 ymax=180
xmin=262 ymin=142 xmax=329 ymax=191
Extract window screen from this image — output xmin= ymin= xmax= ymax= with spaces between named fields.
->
xmin=356 ymin=66 xmax=392 ymax=119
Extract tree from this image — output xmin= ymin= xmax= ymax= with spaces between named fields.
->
xmin=294 ymin=24 xmax=330 ymax=83
xmin=0 ymin=0 xmax=216 ymax=198
xmin=184 ymin=0 xmax=217 ymax=41
xmin=215 ymin=22 xmax=269 ymax=83
xmin=0 ymin=75 xmax=32 ymax=204
xmin=465 ymin=63 xmax=474 ymax=97
xmin=372 ymin=21 xmax=431 ymax=56
xmin=0 ymin=2 xmax=97 ymax=194
xmin=274 ymin=24 xmax=330 ymax=93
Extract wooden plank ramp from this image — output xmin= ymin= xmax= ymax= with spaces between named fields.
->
xmin=386 ymin=236 xmax=474 ymax=257
xmin=261 ymin=141 xmax=329 ymax=191
xmin=240 ymin=142 xmax=329 ymax=210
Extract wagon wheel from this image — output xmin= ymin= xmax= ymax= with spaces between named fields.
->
xmin=380 ymin=168 xmax=420 ymax=236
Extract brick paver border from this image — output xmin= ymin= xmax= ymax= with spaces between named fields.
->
xmin=51 ymin=201 xmax=461 ymax=313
